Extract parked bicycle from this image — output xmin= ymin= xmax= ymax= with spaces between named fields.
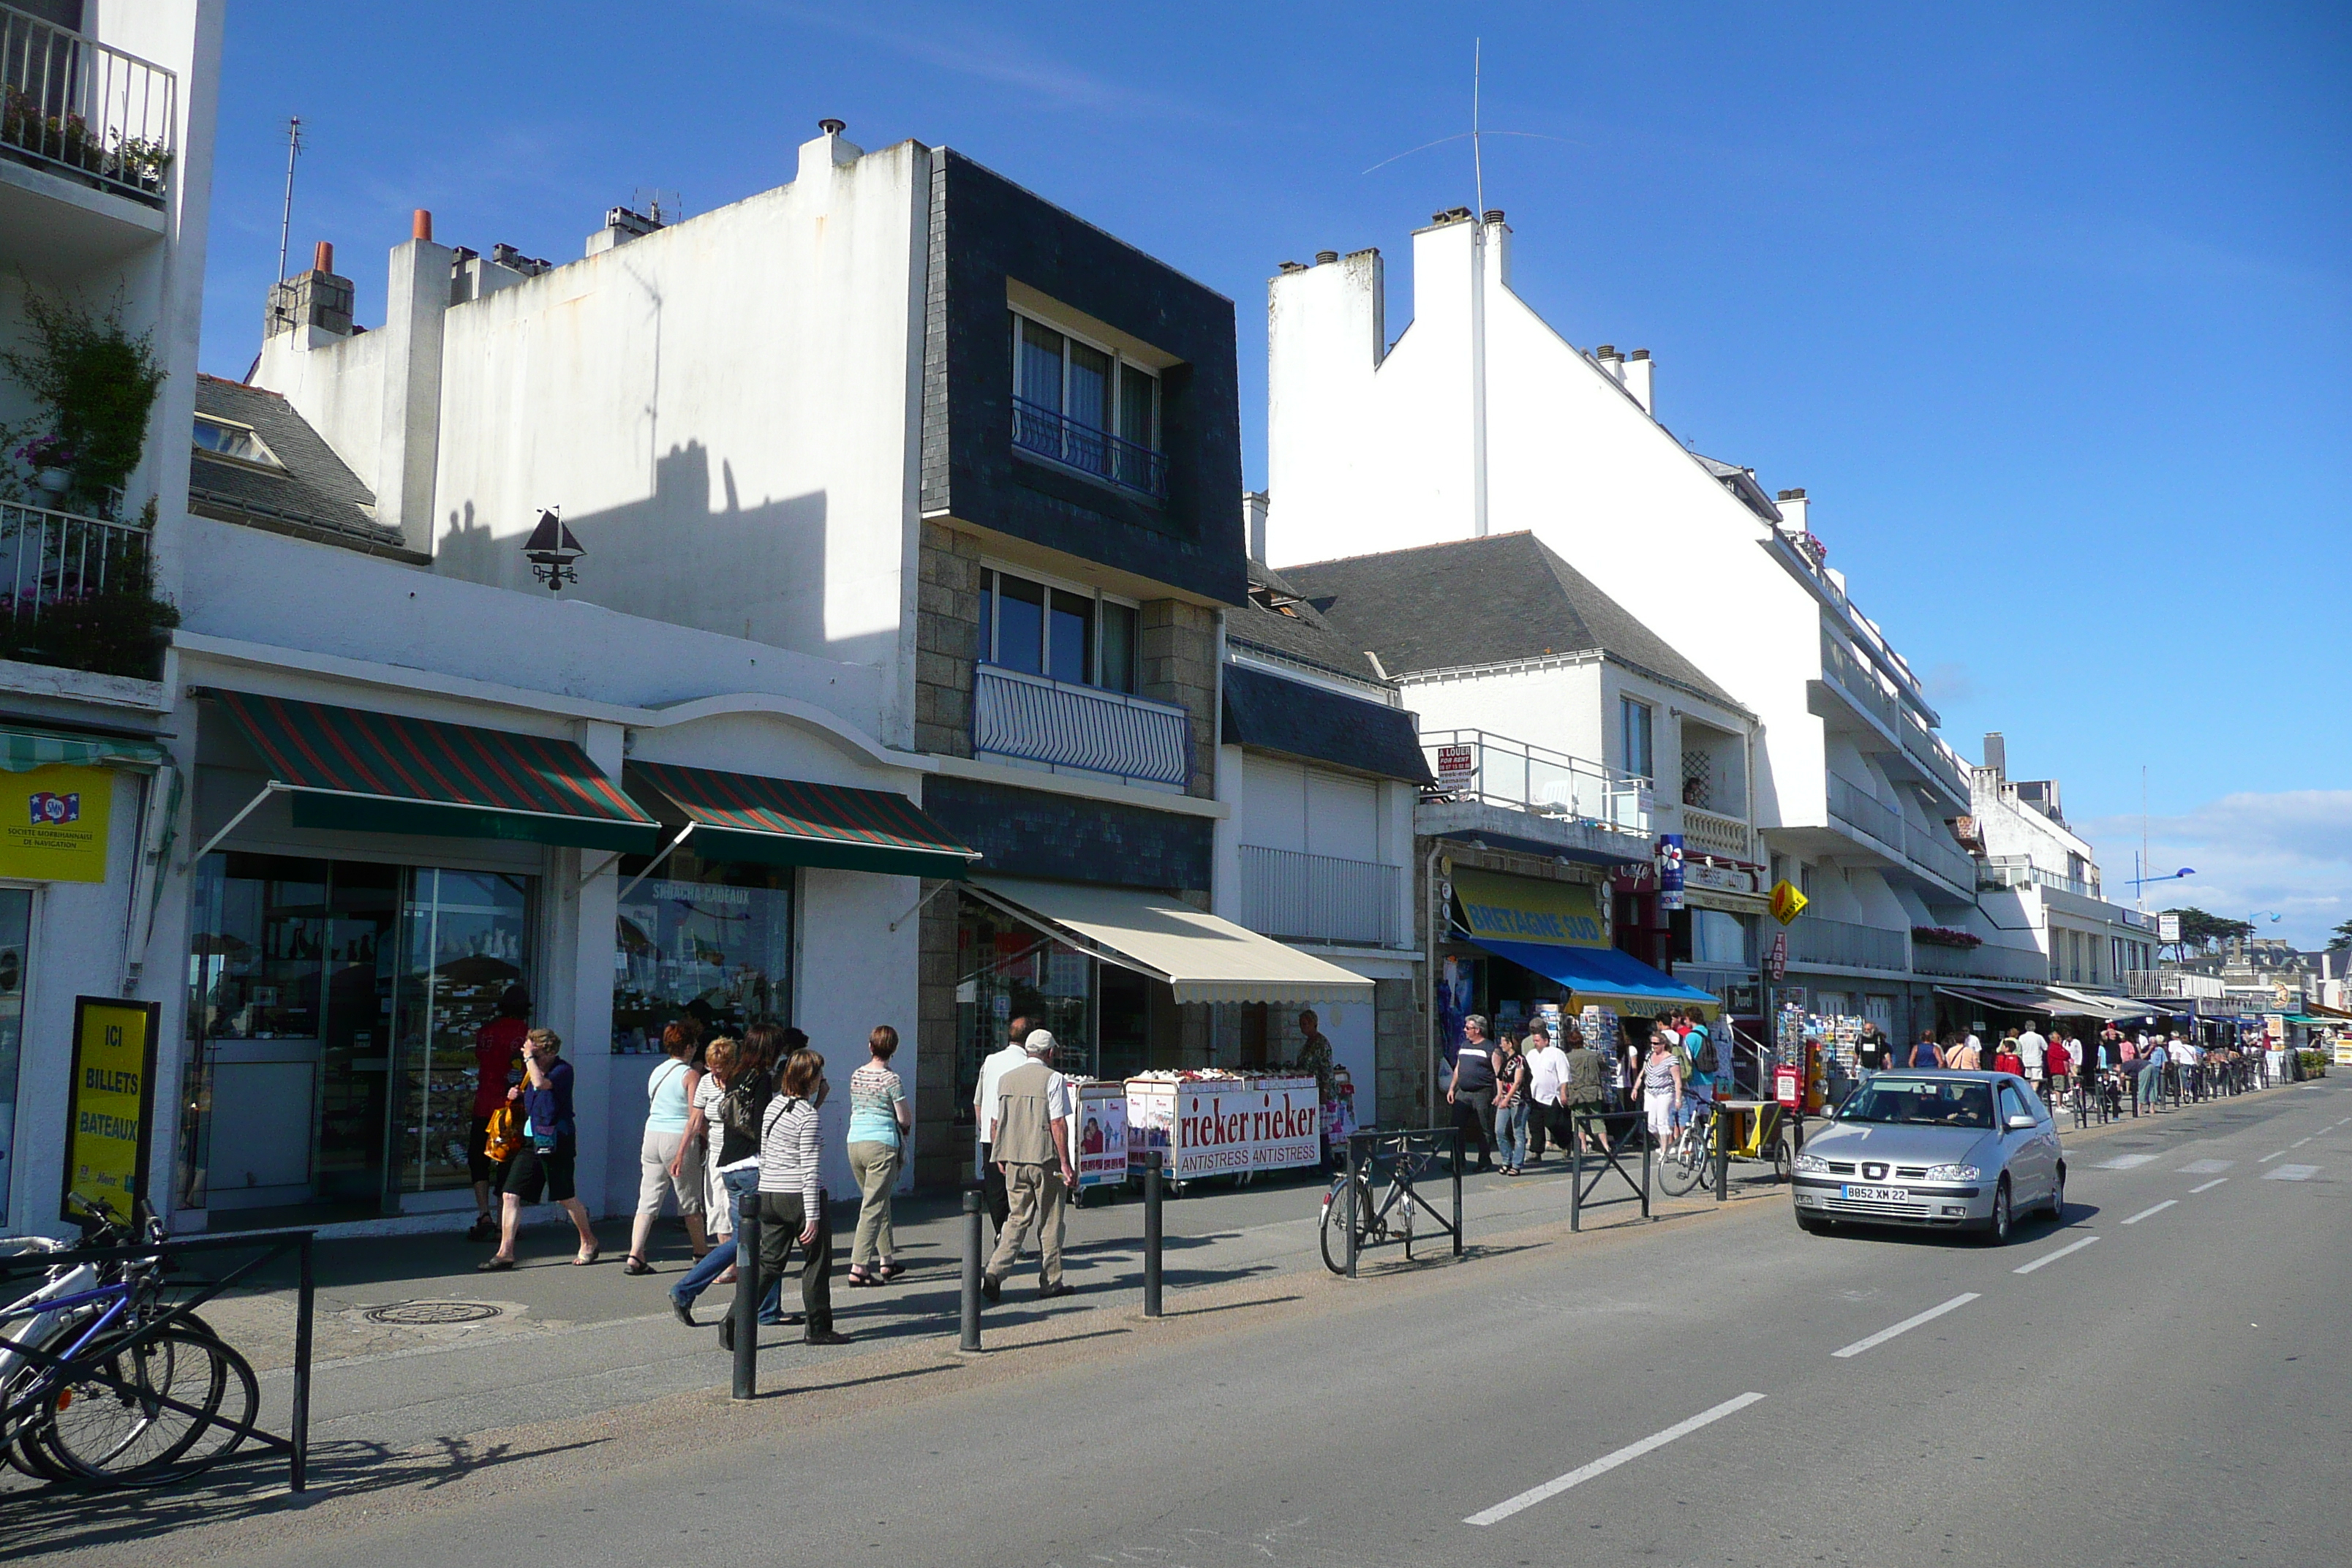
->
xmin=1319 ymin=1129 xmax=1463 ymax=1275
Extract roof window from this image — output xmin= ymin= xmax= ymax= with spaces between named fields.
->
xmin=193 ymin=414 xmax=282 ymax=470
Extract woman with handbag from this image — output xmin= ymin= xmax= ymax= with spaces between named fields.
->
xmin=480 ymin=1028 xmax=599 ymax=1270
xmin=625 ymin=1022 xmax=708 ymax=1275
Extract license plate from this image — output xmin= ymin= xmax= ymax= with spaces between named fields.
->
xmin=1842 ymin=1184 xmax=1909 ymax=1202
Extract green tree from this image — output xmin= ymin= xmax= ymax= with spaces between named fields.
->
xmin=2330 ymin=918 xmax=2352 ymax=950
xmin=2162 ymin=907 xmax=2254 ymax=955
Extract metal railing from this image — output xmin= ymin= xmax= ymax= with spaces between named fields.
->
xmin=1910 ymin=939 xmax=2048 ymax=984
xmin=1827 ymin=770 xmax=1902 ymax=848
xmin=1899 ymin=707 xmax=1969 ymax=802
xmin=2124 ymin=969 xmax=2230 ymax=1000
xmin=972 ymin=662 xmax=1190 ymax=787
xmin=1 ymin=4 xmax=175 ymax=208
xmin=1785 ymin=915 xmax=1908 ymax=973
xmin=3 ymin=497 xmax=153 ymax=622
xmin=1011 ymin=396 xmax=1168 ymax=499
xmin=1422 ymin=728 xmax=1650 ymax=837
xmin=1978 ymin=856 xmax=2105 ymax=900
xmin=1819 ymin=627 xmax=1903 ymax=736
xmin=1678 ymin=804 xmax=1752 ymax=862
xmin=1239 ymin=844 xmax=1403 ymax=947
xmin=1904 ymin=818 xmax=1977 ymax=890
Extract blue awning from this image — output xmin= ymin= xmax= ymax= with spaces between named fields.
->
xmin=1470 ymin=938 xmax=1721 ymax=1017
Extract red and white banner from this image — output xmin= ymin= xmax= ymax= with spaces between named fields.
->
xmin=1126 ymin=1075 xmax=1321 ymax=1180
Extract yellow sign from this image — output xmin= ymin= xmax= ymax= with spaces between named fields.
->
xmin=1451 ymin=867 xmax=1607 ymax=948
xmin=64 ymin=997 xmax=158 ymax=1225
xmin=0 ymin=764 xmax=112 ymax=882
xmin=1768 ymin=879 xmax=1809 ymax=925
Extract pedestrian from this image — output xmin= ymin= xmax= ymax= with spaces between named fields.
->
xmin=735 ymin=1047 xmax=853 ymax=1350
xmin=1446 ymin=1014 xmax=1499 ymax=1172
xmin=1904 ymin=1025 xmax=1942 ymax=1070
xmin=1522 ymin=1023 xmax=1571 ymax=1165
xmin=1640 ymin=1030 xmax=1685 ymax=1148
xmin=1948 ymin=1032 xmax=1982 ymax=1072
xmin=1561 ymin=1021 xmax=1606 ymax=1151
xmin=973 ymin=1014 xmax=1032 ymax=1241
xmin=845 ymin=1025 xmax=911 ymax=1288
xmin=468 ymin=985 xmax=532 ymax=1242
xmin=1295 ymin=1009 xmax=1336 ymax=1109
xmin=2045 ymin=1033 xmax=2072 ymax=1104
xmin=2138 ymin=1036 xmax=2168 ymax=1110
xmin=1492 ymin=1028 xmax=1530 ymax=1176
xmin=1994 ymin=1038 xmax=2024 ymax=1077
xmin=2017 ymin=1022 xmax=2047 ymax=1096
xmin=669 ymin=1031 xmax=783 ymax=1325
xmin=625 ymin=1020 xmax=708 ymax=1275
xmin=1855 ymin=1025 xmax=1889 ymax=1077
xmin=479 ymin=1028 xmax=599 ymax=1270
xmin=981 ymin=1029 xmax=1078 ymax=1303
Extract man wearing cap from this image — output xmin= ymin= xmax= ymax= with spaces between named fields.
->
xmin=983 ymin=1029 xmax=1079 ymax=1302
xmin=973 ymin=1014 xmax=1031 ymax=1242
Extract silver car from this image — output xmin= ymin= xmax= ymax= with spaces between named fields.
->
xmin=1790 ymin=1070 xmax=2065 ymax=1244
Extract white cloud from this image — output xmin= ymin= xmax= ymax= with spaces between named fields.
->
xmin=2080 ymin=790 xmax=2352 ymax=948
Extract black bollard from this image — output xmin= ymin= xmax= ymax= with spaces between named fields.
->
xmin=1715 ymin=1105 xmax=1730 ymax=1203
xmin=731 ymin=1202 xmax=761 ymax=1401
xmin=1569 ymin=1111 xmax=1583 ymax=1233
xmin=1142 ymin=1150 xmax=1164 ymax=1318
xmin=959 ymin=1187 xmax=984 ymax=1353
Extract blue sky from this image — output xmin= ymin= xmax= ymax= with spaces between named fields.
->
xmin=195 ymin=2 xmax=2351 ymax=943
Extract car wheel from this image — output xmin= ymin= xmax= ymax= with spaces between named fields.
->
xmin=2047 ymin=1165 xmax=2065 ymax=1220
xmin=1796 ymin=1214 xmax=1831 ymax=1235
xmin=1981 ymin=1176 xmax=2013 ymax=1246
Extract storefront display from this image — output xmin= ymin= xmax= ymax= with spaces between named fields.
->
xmin=1125 ymin=1071 xmax=1320 ymax=1181
xmin=1072 ymin=1079 xmax=1127 ymax=1188
xmin=611 ymin=852 xmax=795 ymax=1051
xmin=955 ymin=894 xmax=1101 ymax=1122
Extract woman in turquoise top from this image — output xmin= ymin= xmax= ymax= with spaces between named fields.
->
xmin=845 ymin=1025 xmax=911 ymax=1285
xmin=626 ymin=1022 xmax=708 ymax=1275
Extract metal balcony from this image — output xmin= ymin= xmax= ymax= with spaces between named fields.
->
xmin=1785 ymin=916 xmax=1908 ymax=973
xmin=1 ymin=4 xmax=175 ymax=208
xmin=1238 ymin=845 xmax=1404 ymax=947
xmin=972 ymin=663 xmax=1189 ymax=788
xmin=1422 ymin=728 xmax=1650 ymax=837
xmin=1904 ymin=819 xmax=1977 ymax=891
xmin=1011 ymin=397 xmax=1167 ymax=500
xmin=1910 ymin=941 xmax=2048 ymax=984
xmin=1826 ymin=771 xmax=1903 ymax=850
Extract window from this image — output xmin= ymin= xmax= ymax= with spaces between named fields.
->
xmin=192 ymin=415 xmax=281 ymax=469
xmin=1621 ymin=698 xmax=1654 ymax=783
xmin=1009 ymin=309 xmax=1164 ymax=497
xmin=979 ymin=565 xmax=1139 ymax=693
xmin=612 ymin=851 xmax=794 ymax=1052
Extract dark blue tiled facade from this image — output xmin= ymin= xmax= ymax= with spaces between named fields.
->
xmin=924 ymin=776 xmax=1211 ymax=895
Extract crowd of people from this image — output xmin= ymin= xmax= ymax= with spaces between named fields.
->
xmin=1446 ymin=1006 xmax=1730 ymax=1169
xmin=1849 ymin=1017 xmax=2275 ymax=1109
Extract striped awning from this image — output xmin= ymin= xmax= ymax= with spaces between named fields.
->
xmin=1 ymin=725 xmax=167 ymax=773
xmin=627 ymin=761 xmax=979 ymax=879
xmin=206 ymin=690 xmax=660 ymax=853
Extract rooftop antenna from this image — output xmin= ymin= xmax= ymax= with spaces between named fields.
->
xmin=275 ymin=116 xmax=304 ymax=281
xmin=1472 ymin=39 xmax=1485 ymax=220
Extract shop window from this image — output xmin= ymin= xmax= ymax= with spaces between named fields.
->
xmin=612 ymin=851 xmax=795 ymax=1052
xmin=0 ymin=888 xmax=30 ymax=1217
xmin=956 ymin=892 xmax=1102 ymax=1123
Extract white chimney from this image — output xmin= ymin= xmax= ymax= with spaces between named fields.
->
xmin=1620 ymin=347 xmax=1654 ymax=416
xmin=1243 ymin=490 xmax=1269 ymax=562
xmin=1776 ymin=487 xmax=1810 ymax=535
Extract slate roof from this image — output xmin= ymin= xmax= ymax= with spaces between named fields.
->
xmin=1221 ymin=661 xmax=1433 ymax=785
xmin=1281 ymin=532 xmax=1746 ymax=712
xmin=188 ymin=376 xmax=412 ymax=555
xmin=1225 ymin=559 xmax=1391 ymax=690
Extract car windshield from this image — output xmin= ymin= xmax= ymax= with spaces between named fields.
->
xmin=1838 ymin=1078 xmax=1994 ymax=1130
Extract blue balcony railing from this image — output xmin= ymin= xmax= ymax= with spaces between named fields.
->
xmin=1011 ymin=397 xmax=1168 ymax=500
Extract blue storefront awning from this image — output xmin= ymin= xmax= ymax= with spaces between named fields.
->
xmin=1471 ymin=937 xmax=1722 ymax=1018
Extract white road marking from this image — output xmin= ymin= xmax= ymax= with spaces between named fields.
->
xmin=2264 ymin=1165 xmax=2320 ymax=1182
xmin=2178 ymin=1159 xmax=2233 ymax=1174
xmin=2190 ymin=1177 xmax=2230 ymax=1194
xmin=2097 ymin=1154 xmax=2157 ymax=1169
xmin=2292 ymin=1137 xmax=2313 ymax=1147
xmin=1463 ymin=1392 xmax=1766 ymax=1526
xmin=2013 ymin=1235 xmax=2100 ymax=1274
xmin=2258 ymin=1150 xmax=2288 ymax=1163
xmin=1831 ymin=1293 xmax=1980 ymax=1359
xmin=2121 ymin=1200 xmax=2178 ymax=1225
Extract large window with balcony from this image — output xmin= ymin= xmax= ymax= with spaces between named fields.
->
xmin=1009 ymin=310 xmax=1165 ymax=498
xmin=979 ymin=565 xmax=1139 ymax=694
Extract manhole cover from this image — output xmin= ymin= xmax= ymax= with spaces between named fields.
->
xmin=364 ymin=1300 xmax=502 ymax=1326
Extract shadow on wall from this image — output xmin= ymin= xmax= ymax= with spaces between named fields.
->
xmin=434 ymin=442 xmax=890 ymax=671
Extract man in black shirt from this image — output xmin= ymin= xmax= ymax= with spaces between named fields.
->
xmin=1446 ymin=1014 xmax=1499 ymax=1172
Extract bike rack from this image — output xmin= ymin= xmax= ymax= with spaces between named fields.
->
xmin=1567 ymin=1107 xmax=1651 ymax=1231
xmin=1339 ymin=1127 xmax=1466 ymax=1279
xmin=0 ymin=1230 xmax=314 ymax=1492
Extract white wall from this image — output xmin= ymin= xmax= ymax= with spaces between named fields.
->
xmin=1397 ymin=660 xmax=1605 ymax=761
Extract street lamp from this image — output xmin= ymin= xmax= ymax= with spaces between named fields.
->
xmin=2127 ymin=856 xmax=2194 ymax=904
xmin=522 ymin=507 xmax=584 ymax=592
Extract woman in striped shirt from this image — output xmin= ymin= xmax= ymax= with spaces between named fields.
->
xmin=755 ymin=1048 xmax=853 ymax=1347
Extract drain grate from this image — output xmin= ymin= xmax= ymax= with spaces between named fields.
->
xmin=364 ymin=1300 xmax=502 ymax=1326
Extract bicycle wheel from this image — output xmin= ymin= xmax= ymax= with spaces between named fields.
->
xmin=135 ymin=1337 xmax=257 ymax=1483
xmin=1319 ymin=1176 xmax=1370 ymax=1275
xmin=40 ymin=1327 xmax=229 ymax=1485
xmin=1656 ymin=1126 xmax=1708 ymax=1196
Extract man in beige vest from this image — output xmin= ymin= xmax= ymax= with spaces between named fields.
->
xmin=983 ymin=1030 xmax=1077 ymax=1301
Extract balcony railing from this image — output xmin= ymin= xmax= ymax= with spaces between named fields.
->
xmin=1 ymin=4 xmax=175 ymax=208
xmin=1011 ymin=397 xmax=1167 ymax=500
xmin=2124 ymin=969 xmax=2228 ymax=1000
xmin=1827 ymin=771 xmax=1903 ymax=849
xmin=1422 ymin=728 xmax=1650 ymax=838
xmin=4 ymin=496 xmax=151 ymax=611
xmin=1820 ymin=627 xmax=1902 ymax=737
xmin=1786 ymin=916 xmax=1908 ymax=973
xmin=1978 ymin=856 xmax=2105 ymax=900
xmin=1678 ymin=804 xmax=1752 ymax=862
xmin=1910 ymin=940 xmax=2048 ymax=984
xmin=1899 ymin=707 xmax=1969 ymax=802
xmin=1904 ymin=819 xmax=1976 ymax=891
xmin=972 ymin=663 xmax=1189 ymax=788
xmin=1239 ymin=844 xmax=1404 ymax=947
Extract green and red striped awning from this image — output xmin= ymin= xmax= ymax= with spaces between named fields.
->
xmin=206 ymin=690 xmax=662 ymax=853
xmin=627 ymin=761 xmax=979 ymax=880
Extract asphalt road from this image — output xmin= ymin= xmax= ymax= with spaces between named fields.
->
xmin=18 ymin=1079 xmax=2350 ymax=1567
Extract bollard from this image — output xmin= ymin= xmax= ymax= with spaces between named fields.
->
xmin=1714 ymin=1105 xmax=1730 ymax=1203
xmin=1640 ymin=1117 xmax=1653 ymax=1220
xmin=958 ymin=1187 xmax=984 ymax=1353
xmin=731 ymin=1202 xmax=761 ymax=1401
xmin=292 ymin=1232 xmax=314 ymax=1493
xmin=1569 ymin=1111 xmax=1583 ymax=1233
xmin=1142 ymin=1150 xmax=1164 ymax=1317
xmin=1451 ymin=1126 xmax=1465 ymax=1257
xmin=1343 ymin=1134 xmax=1362 ymax=1278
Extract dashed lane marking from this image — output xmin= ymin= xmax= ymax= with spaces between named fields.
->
xmin=2097 ymin=1154 xmax=2157 ymax=1169
xmin=2190 ymin=1177 xmax=2230 ymax=1194
xmin=1464 ymin=1392 xmax=1766 ymax=1526
xmin=2013 ymin=1235 xmax=2100 ymax=1275
xmin=2258 ymin=1151 xmax=2288 ymax=1163
xmin=1831 ymin=1293 xmax=1980 ymax=1359
xmin=2179 ymin=1159 xmax=2234 ymax=1174
xmin=2121 ymin=1200 xmax=2178 ymax=1225
xmin=2293 ymin=1137 xmax=2313 ymax=1147
xmin=2264 ymin=1165 xmax=2321 ymax=1182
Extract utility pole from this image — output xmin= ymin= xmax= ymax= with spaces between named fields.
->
xmin=276 ymin=116 xmax=304 ymax=281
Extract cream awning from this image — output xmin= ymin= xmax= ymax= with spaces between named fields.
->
xmin=969 ymin=876 xmax=1374 ymax=1006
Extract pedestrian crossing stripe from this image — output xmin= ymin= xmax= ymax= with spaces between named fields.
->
xmin=2263 ymin=1165 xmax=2320 ymax=1182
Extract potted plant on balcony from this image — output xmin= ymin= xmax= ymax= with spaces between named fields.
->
xmin=1 ymin=289 xmax=165 ymax=518
xmin=13 ymin=434 xmax=76 ymax=500
xmin=1910 ymin=924 xmax=1983 ymax=949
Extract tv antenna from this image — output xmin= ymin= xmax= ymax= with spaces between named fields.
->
xmin=275 ymin=116 xmax=304 ymax=280
xmin=1361 ymin=42 xmax=1583 ymax=195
